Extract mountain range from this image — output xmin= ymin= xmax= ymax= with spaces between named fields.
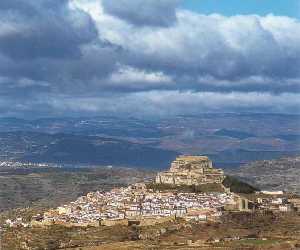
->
xmin=0 ymin=113 xmax=299 ymax=169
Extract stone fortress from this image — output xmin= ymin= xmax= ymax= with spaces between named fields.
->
xmin=156 ymin=155 xmax=225 ymax=186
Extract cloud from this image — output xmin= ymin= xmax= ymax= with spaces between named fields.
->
xmin=0 ymin=0 xmax=120 ymax=94
xmin=0 ymin=0 xmax=98 ymax=60
xmin=80 ymin=5 xmax=300 ymax=93
xmin=0 ymin=0 xmax=299 ymax=117
xmin=101 ymin=0 xmax=181 ymax=27
xmin=108 ymin=65 xmax=173 ymax=91
xmin=113 ymin=12 xmax=300 ymax=85
xmin=2 ymin=91 xmax=298 ymax=118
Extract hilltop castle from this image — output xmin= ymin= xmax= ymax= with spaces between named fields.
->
xmin=155 ymin=156 xmax=225 ymax=186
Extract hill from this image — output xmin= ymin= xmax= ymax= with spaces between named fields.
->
xmin=0 ymin=167 xmax=154 ymax=212
xmin=228 ymin=156 xmax=300 ymax=194
xmin=147 ymin=176 xmax=258 ymax=194
xmin=0 ymin=132 xmax=178 ymax=169
xmin=214 ymin=129 xmax=256 ymax=139
xmin=0 ymin=114 xmax=300 ymax=167
xmin=222 ymin=176 xmax=259 ymax=194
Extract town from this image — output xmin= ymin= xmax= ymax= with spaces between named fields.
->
xmin=5 ymin=156 xmax=300 ymax=229
xmin=0 ymin=161 xmax=60 ymax=169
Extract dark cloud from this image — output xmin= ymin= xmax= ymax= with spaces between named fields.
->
xmin=0 ymin=0 xmax=299 ymax=117
xmin=0 ymin=0 xmax=120 ymax=95
xmin=0 ymin=0 xmax=97 ymax=60
xmin=1 ymin=91 xmax=299 ymax=119
xmin=101 ymin=0 xmax=181 ymax=27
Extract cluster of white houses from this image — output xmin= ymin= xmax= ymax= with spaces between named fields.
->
xmin=5 ymin=156 xmax=299 ymax=228
xmin=29 ymin=183 xmax=234 ymax=226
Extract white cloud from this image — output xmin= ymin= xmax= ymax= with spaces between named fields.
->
xmin=73 ymin=3 xmax=300 ymax=85
xmin=29 ymin=91 xmax=300 ymax=117
xmin=0 ymin=0 xmax=300 ymax=116
xmin=109 ymin=66 xmax=173 ymax=87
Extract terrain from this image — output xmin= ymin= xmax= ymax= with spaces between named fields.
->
xmin=0 ymin=167 xmax=154 ymax=212
xmin=0 ymin=114 xmax=299 ymax=168
xmin=0 ymin=167 xmax=256 ymax=213
xmin=1 ymin=205 xmax=300 ymax=249
xmin=147 ymin=176 xmax=259 ymax=194
xmin=0 ymin=132 xmax=178 ymax=169
xmin=0 ymin=157 xmax=299 ymax=250
xmin=228 ymin=156 xmax=300 ymax=194
xmin=1 ymin=114 xmax=300 ymax=249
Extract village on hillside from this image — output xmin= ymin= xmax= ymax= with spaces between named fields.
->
xmin=5 ymin=156 xmax=300 ymax=228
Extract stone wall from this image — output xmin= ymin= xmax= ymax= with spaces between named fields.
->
xmin=156 ymin=155 xmax=225 ymax=186
xmin=100 ymin=219 xmax=128 ymax=226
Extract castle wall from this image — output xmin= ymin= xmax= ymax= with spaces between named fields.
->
xmin=156 ymin=156 xmax=225 ymax=186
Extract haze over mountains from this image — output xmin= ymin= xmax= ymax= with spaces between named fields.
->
xmin=0 ymin=113 xmax=299 ymax=169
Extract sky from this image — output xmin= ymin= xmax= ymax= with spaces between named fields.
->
xmin=182 ymin=0 xmax=299 ymax=18
xmin=0 ymin=0 xmax=300 ymax=118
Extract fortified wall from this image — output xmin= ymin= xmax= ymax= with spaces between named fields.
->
xmin=156 ymin=155 xmax=225 ymax=186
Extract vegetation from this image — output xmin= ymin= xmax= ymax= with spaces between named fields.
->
xmin=229 ymin=156 xmax=300 ymax=194
xmin=2 ymin=211 xmax=300 ymax=250
xmin=0 ymin=168 xmax=153 ymax=212
xmin=222 ymin=176 xmax=259 ymax=194
xmin=146 ymin=182 xmax=225 ymax=193
xmin=2 ymin=224 xmax=131 ymax=250
xmin=146 ymin=176 xmax=259 ymax=194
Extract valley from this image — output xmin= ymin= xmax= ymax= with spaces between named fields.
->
xmin=1 ymin=114 xmax=300 ymax=250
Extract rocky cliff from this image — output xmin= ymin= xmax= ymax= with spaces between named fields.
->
xmin=156 ymin=156 xmax=225 ymax=186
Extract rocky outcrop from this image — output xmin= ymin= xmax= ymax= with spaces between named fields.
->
xmin=156 ymin=156 xmax=225 ymax=186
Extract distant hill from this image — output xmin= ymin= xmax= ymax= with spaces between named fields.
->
xmin=208 ymin=149 xmax=300 ymax=168
xmin=0 ymin=132 xmax=178 ymax=169
xmin=227 ymin=156 xmax=300 ymax=194
xmin=276 ymin=134 xmax=300 ymax=142
xmin=0 ymin=116 xmax=168 ymax=138
xmin=0 ymin=114 xmax=299 ymax=167
xmin=0 ymin=167 xmax=154 ymax=212
xmin=214 ymin=129 xmax=256 ymax=139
